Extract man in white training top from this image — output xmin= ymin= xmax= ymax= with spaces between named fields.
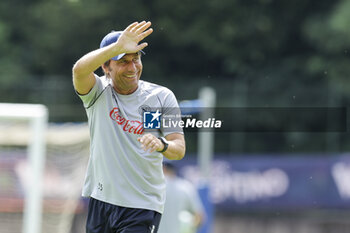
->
xmin=72 ymin=21 xmax=185 ymax=233
xmin=158 ymin=162 xmax=205 ymax=233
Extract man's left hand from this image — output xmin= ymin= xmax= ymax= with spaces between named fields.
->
xmin=138 ymin=133 xmax=164 ymax=153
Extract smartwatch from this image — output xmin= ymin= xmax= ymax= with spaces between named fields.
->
xmin=158 ymin=137 xmax=169 ymax=153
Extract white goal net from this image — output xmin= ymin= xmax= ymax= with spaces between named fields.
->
xmin=0 ymin=103 xmax=90 ymax=233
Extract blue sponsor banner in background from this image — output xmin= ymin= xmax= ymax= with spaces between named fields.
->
xmin=2 ymin=151 xmax=350 ymax=212
xmin=175 ymin=154 xmax=350 ymax=211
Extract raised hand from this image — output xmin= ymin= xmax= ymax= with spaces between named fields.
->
xmin=116 ymin=21 xmax=153 ymax=54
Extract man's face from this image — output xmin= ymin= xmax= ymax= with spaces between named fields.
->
xmin=106 ymin=53 xmax=143 ymax=94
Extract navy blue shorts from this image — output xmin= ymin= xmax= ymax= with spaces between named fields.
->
xmin=86 ymin=198 xmax=162 ymax=233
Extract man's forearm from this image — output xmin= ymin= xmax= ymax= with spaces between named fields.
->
xmin=73 ymin=43 xmax=122 ymax=79
xmin=162 ymin=138 xmax=185 ymax=160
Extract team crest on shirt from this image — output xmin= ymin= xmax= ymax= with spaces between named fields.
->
xmin=138 ymin=105 xmax=152 ymax=116
xmin=109 ymin=107 xmax=144 ymax=135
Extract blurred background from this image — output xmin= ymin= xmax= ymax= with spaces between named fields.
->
xmin=1 ymin=0 xmax=350 ymax=232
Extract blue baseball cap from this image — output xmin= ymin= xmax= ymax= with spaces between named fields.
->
xmin=100 ymin=31 xmax=145 ymax=61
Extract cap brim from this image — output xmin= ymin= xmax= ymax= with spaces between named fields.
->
xmin=111 ymin=50 xmax=146 ymax=61
xmin=111 ymin=53 xmax=126 ymax=61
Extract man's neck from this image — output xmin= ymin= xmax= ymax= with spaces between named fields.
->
xmin=113 ymin=85 xmax=138 ymax=95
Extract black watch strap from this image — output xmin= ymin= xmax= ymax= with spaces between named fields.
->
xmin=158 ymin=137 xmax=169 ymax=153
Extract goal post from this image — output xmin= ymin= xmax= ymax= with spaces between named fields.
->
xmin=0 ymin=103 xmax=48 ymax=233
xmin=179 ymin=87 xmax=216 ymax=233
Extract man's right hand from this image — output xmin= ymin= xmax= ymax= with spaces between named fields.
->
xmin=114 ymin=21 xmax=153 ymax=55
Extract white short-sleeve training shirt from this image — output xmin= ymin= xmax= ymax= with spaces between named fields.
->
xmin=77 ymin=76 xmax=183 ymax=214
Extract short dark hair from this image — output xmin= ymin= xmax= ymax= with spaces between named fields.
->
xmin=104 ymin=59 xmax=111 ymax=67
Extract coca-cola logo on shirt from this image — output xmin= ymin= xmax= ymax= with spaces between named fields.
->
xmin=109 ymin=107 xmax=144 ymax=135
